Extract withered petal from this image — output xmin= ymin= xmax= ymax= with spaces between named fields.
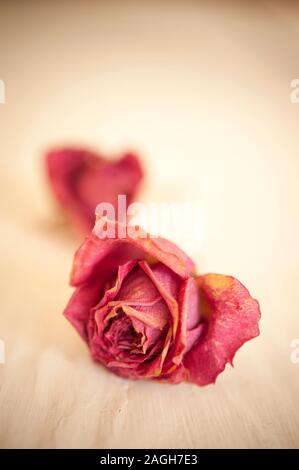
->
xmin=71 ymin=217 xmax=195 ymax=286
xmin=183 ymin=274 xmax=261 ymax=386
xmin=45 ymin=148 xmax=143 ymax=234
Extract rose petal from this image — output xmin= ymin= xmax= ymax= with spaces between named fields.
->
xmin=71 ymin=217 xmax=195 ymax=286
xmin=64 ymin=260 xmax=137 ymax=341
xmin=76 ymin=153 xmax=143 ymax=217
xmin=121 ymin=303 xmax=168 ymax=331
xmin=159 ymin=277 xmax=202 ymax=376
xmin=183 ymin=273 xmax=261 ymax=386
xmin=83 ymin=261 xmax=171 ymax=379
xmin=63 ymin=279 xmax=102 ymax=341
xmin=157 ymin=277 xmax=203 ymax=380
xmin=139 ymin=261 xmax=180 ymax=335
xmin=45 ymin=148 xmax=143 ymax=234
xmin=117 ymin=263 xmax=163 ymax=304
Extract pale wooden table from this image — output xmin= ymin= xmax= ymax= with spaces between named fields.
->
xmin=0 ymin=1 xmax=298 ymax=448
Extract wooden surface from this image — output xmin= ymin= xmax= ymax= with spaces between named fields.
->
xmin=0 ymin=1 xmax=298 ymax=448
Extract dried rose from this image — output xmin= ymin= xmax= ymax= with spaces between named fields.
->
xmin=45 ymin=147 xmax=143 ymax=234
xmin=64 ymin=218 xmax=261 ymax=385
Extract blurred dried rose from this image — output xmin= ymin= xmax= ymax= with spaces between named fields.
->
xmin=45 ymin=147 xmax=143 ymax=234
xmin=64 ymin=217 xmax=261 ymax=385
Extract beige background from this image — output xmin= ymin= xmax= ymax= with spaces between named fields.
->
xmin=0 ymin=0 xmax=298 ymax=448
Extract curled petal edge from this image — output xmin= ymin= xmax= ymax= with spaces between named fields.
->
xmin=183 ymin=273 xmax=261 ymax=386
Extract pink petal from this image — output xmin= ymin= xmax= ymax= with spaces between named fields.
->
xmin=45 ymin=148 xmax=143 ymax=234
xmin=63 ymin=279 xmax=102 ymax=341
xmin=183 ymin=274 xmax=261 ymax=386
xmin=105 ymin=264 xmax=171 ymax=331
xmin=158 ymin=277 xmax=203 ymax=380
xmin=139 ymin=261 xmax=180 ymax=335
xmin=84 ymin=261 xmax=171 ymax=379
xmin=71 ymin=217 xmax=195 ymax=286
xmin=117 ymin=263 xmax=164 ymax=304
xmin=120 ymin=301 xmax=168 ymax=331
xmin=64 ymin=260 xmax=137 ymax=341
